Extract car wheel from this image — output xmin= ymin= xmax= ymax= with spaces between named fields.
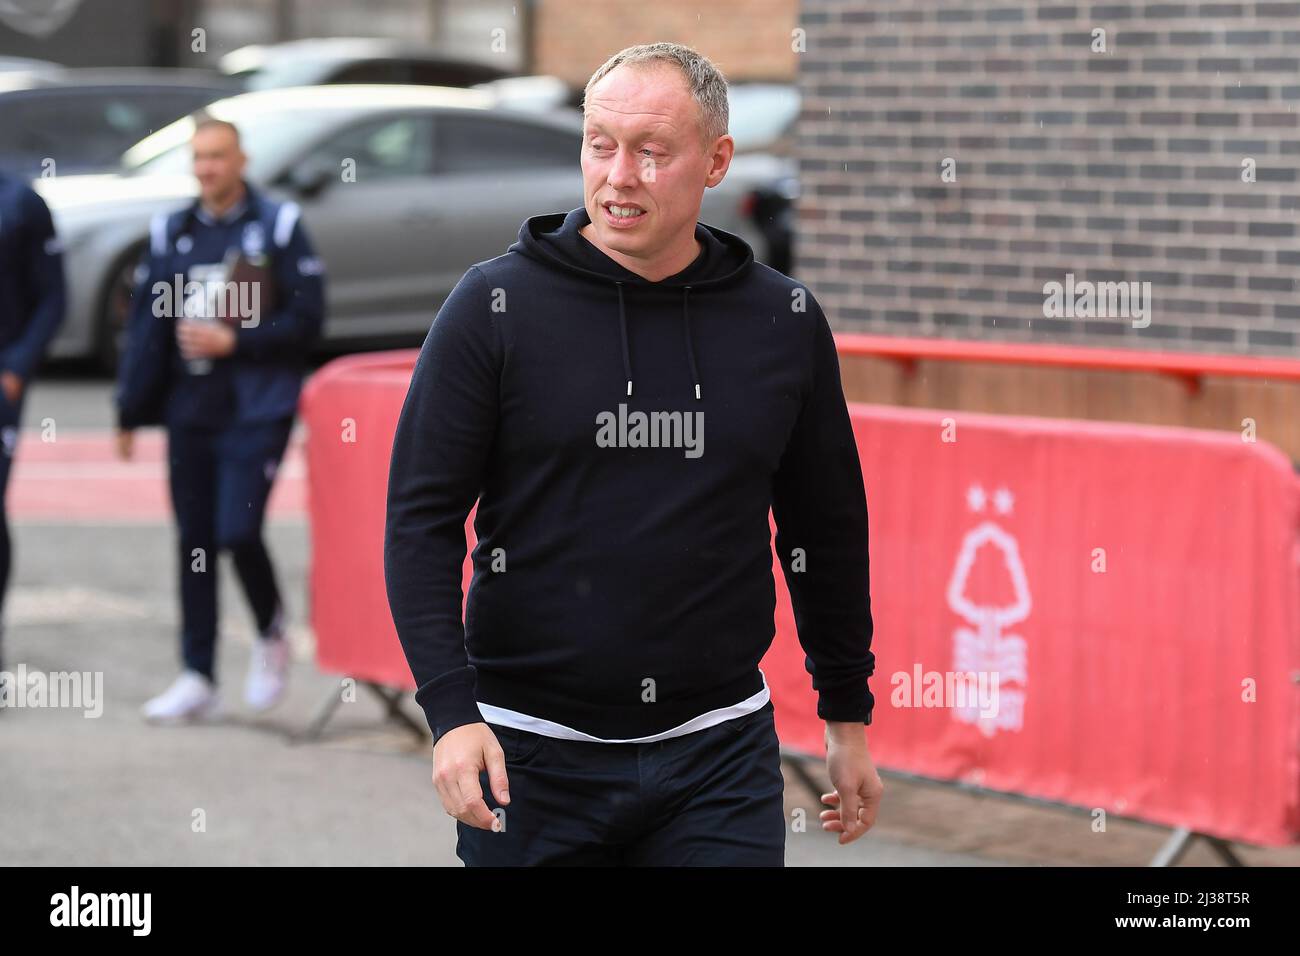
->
xmin=95 ymin=244 xmax=145 ymax=375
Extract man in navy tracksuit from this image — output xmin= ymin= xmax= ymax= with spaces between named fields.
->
xmin=115 ymin=118 xmax=325 ymax=723
xmin=0 ymin=171 xmax=66 ymax=675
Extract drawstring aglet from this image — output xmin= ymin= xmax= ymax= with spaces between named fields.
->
xmin=627 ymin=380 xmax=633 ymax=397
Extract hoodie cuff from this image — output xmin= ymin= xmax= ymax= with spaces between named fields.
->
xmin=116 ymin=405 xmax=140 ymax=432
xmin=413 ymin=667 xmax=484 ymax=745
xmin=0 ymin=353 xmax=31 ymax=384
xmin=816 ymin=678 xmax=874 ymax=726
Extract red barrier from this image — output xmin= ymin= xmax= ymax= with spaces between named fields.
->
xmin=301 ymin=350 xmax=426 ymax=689
xmin=835 ymin=331 xmax=1300 ymax=395
xmin=301 ymin=349 xmax=1300 ymax=847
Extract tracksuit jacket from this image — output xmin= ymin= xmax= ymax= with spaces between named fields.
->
xmin=114 ymin=182 xmax=325 ymax=430
xmin=384 ymin=204 xmax=876 ymax=744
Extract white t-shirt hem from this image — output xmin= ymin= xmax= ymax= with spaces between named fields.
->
xmin=476 ymin=668 xmax=771 ymax=743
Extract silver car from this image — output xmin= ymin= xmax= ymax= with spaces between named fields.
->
xmin=36 ymin=84 xmax=773 ymax=371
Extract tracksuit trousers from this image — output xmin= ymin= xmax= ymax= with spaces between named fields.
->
xmin=166 ymin=415 xmax=294 ymax=681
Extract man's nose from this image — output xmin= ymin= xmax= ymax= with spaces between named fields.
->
xmin=608 ymin=146 xmax=643 ymax=190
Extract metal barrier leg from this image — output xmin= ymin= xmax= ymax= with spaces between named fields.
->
xmin=779 ymin=748 xmax=827 ymax=803
xmin=1207 ymin=836 xmax=1246 ymax=867
xmin=292 ymin=685 xmax=346 ymax=744
xmin=365 ymin=682 xmax=428 ymax=742
xmin=292 ymin=681 xmax=427 ymax=744
xmin=1150 ymin=827 xmax=1245 ymax=866
xmin=1151 ymin=827 xmax=1193 ymax=866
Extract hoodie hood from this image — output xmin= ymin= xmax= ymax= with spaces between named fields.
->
xmin=509 ymin=205 xmax=754 ymax=402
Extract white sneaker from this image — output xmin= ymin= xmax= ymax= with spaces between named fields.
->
xmin=245 ymin=626 xmax=291 ymax=712
xmin=142 ymin=670 xmax=222 ymax=724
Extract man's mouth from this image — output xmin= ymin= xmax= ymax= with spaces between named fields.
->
xmin=601 ymin=201 xmax=647 ymax=227
xmin=603 ymin=201 xmax=646 ymax=220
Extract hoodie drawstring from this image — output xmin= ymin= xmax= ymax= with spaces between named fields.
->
xmin=682 ymin=286 xmax=701 ymax=401
xmin=616 ymin=281 xmax=702 ymax=402
xmin=616 ymin=281 xmax=633 ymax=397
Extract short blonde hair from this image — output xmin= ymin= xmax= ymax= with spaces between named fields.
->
xmin=584 ymin=42 xmax=729 ymax=151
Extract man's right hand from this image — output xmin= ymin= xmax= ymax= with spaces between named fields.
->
xmin=115 ymin=428 xmax=134 ymax=461
xmin=433 ymin=722 xmax=511 ymax=831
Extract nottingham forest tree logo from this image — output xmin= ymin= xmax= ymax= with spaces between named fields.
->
xmin=946 ymin=484 xmax=1031 ymax=737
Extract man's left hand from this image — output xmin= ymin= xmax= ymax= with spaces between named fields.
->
xmin=176 ymin=319 xmax=236 ymax=360
xmin=1 ymin=370 xmax=23 ymax=404
xmin=821 ymin=720 xmax=884 ymax=844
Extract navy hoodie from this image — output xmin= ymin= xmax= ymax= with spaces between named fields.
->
xmin=383 ymin=205 xmax=875 ymax=744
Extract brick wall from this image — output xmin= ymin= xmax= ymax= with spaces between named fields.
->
xmin=532 ymin=0 xmax=799 ymax=88
xmin=796 ymin=0 xmax=1300 ymax=355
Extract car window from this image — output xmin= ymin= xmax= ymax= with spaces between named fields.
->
xmin=433 ymin=114 xmax=578 ymax=174
xmin=305 ymin=114 xmax=435 ymax=181
xmin=408 ymin=61 xmax=503 ymax=87
xmin=125 ymin=107 xmax=334 ymax=180
xmin=237 ymin=60 xmax=328 ymax=91
xmin=0 ymin=99 xmax=48 ymax=175
xmin=1 ymin=87 xmax=221 ymax=173
xmin=329 ymin=60 xmax=410 ymax=84
xmin=0 ymin=98 xmax=63 ymax=170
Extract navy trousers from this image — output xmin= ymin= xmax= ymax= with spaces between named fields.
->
xmin=0 ymin=386 xmax=21 ymax=665
xmin=455 ymin=699 xmax=787 ymax=866
xmin=166 ymin=416 xmax=294 ymax=681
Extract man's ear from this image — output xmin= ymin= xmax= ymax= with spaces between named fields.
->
xmin=705 ymin=134 xmax=735 ymax=187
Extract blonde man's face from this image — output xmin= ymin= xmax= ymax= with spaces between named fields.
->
xmin=581 ymin=63 xmax=732 ymax=263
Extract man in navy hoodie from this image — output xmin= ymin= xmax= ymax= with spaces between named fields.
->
xmin=0 ymin=171 xmax=65 ymax=676
xmin=116 ymin=117 xmax=325 ymax=723
xmin=385 ymin=42 xmax=881 ymax=865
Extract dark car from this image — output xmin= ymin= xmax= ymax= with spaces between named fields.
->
xmin=727 ymin=82 xmax=801 ymax=275
xmin=218 ymin=38 xmax=512 ymax=91
xmin=0 ymin=68 xmax=237 ymax=178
